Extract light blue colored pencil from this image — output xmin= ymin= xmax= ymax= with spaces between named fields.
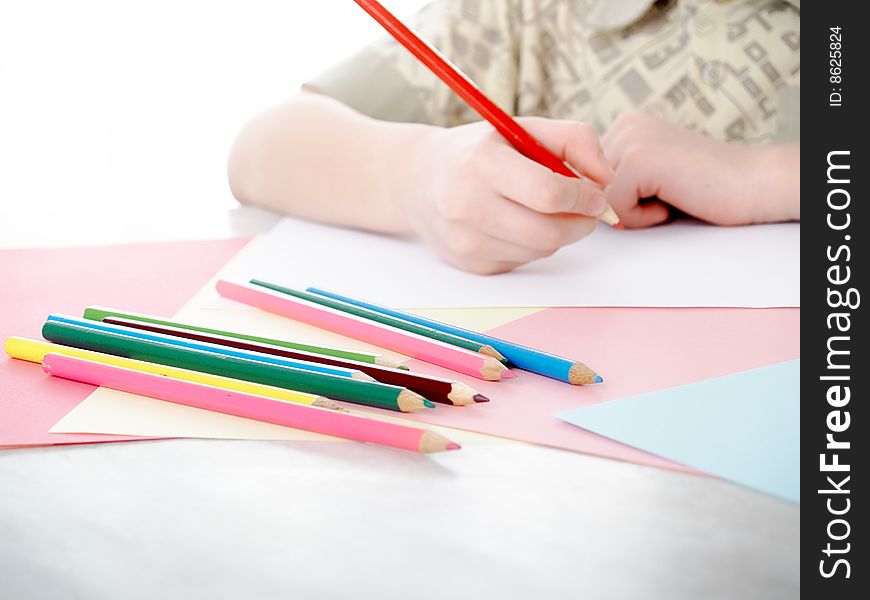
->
xmin=45 ymin=314 xmax=373 ymax=381
xmin=304 ymin=288 xmax=602 ymax=385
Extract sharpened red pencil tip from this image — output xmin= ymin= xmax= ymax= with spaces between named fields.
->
xmin=613 ymin=222 xmax=625 ymax=230
xmin=446 ymin=443 xmax=461 ymax=451
xmin=473 ymin=394 xmax=490 ymax=403
xmin=500 ymin=370 xmax=517 ymax=380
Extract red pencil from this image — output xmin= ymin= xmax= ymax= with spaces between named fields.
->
xmin=353 ymin=0 xmax=621 ymax=227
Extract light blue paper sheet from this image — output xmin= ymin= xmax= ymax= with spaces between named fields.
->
xmin=556 ymin=360 xmax=800 ymax=503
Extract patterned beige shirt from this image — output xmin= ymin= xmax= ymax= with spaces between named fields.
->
xmin=308 ymin=0 xmax=800 ymax=144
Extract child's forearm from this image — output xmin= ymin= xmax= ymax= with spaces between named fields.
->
xmin=228 ymin=91 xmax=432 ymax=234
xmin=229 ymin=92 xmax=613 ymax=274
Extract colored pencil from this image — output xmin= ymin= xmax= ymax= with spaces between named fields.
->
xmin=47 ymin=314 xmax=373 ymax=381
xmin=217 ymin=279 xmax=513 ymax=382
xmin=4 ymin=336 xmax=341 ymax=410
xmin=82 ymin=305 xmax=406 ymax=369
xmin=352 ymin=0 xmax=620 ymax=228
xmin=307 ymin=287 xmax=602 ymax=385
xmin=250 ymin=279 xmax=506 ymax=362
xmin=42 ymin=354 xmax=459 ymax=453
xmin=41 ymin=321 xmax=433 ymax=412
xmin=102 ymin=317 xmax=490 ymax=406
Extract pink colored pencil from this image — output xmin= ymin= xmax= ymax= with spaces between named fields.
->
xmin=41 ymin=353 xmax=460 ymax=453
xmin=216 ymin=279 xmax=513 ymax=381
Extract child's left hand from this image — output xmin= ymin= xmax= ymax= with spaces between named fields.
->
xmin=601 ymin=111 xmax=799 ymax=228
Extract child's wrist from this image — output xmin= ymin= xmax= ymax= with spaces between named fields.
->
xmin=748 ymin=144 xmax=800 ymax=223
xmin=351 ymin=120 xmax=436 ymax=235
xmin=386 ymin=122 xmax=442 ymax=234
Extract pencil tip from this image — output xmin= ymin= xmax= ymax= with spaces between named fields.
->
xmin=593 ymin=375 xmax=603 ymax=383
xmin=613 ymin=222 xmax=625 ymax=230
xmin=446 ymin=443 xmax=461 ymax=451
xmin=423 ymin=399 xmax=436 ymax=408
xmin=500 ymin=370 xmax=517 ymax=380
xmin=472 ymin=394 xmax=490 ymax=403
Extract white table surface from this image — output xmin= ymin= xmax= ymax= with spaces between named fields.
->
xmin=0 ymin=205 xmax=799 ymax=600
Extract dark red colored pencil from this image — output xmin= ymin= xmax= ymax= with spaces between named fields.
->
xmin=102 ymin=316 xmax=489 ymax=406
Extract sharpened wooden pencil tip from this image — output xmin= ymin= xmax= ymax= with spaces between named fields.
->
xmin=397 ymin=389 xmax=431 ymax=412
xmin=479 ymin=345 xmax=506 ymax=361
xmin=598 ymin=204 xmax=621 ymax=227
xmin=481 ymin=357 xmax=510 ymax=381
xmin=500 ymin=370 xmax=517 ymax=380
xmin=418 ymin=430 xmax=461 ymax=453
xmin=569 ymin=363 xmax=600 ymax=385
xmin=447 ymin=382 xmax=483 ymax=405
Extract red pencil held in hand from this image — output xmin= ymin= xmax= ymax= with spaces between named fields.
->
xmin=352 ymin=0 xmax=621 ymax=227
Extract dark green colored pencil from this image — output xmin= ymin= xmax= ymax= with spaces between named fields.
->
xmin=41 ymin=321 xmax=432 ymax=412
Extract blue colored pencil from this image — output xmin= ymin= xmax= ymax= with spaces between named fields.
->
xmin=305 ymin=288 xmax=602 ymax=385
xmin=46 ymin=314 xmax=373 ymax=381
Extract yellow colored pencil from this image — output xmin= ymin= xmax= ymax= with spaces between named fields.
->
xmin=4 ymin=337 xmax=339 ymax=410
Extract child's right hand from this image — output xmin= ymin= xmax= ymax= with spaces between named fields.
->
xmin=398 ymin=118 xmax=614 ymax=274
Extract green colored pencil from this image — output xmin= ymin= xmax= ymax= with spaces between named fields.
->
xmin=42 ymin=321 xmax=431 ymax=412
xmin=82 ymin=305 xmax=407 ymax=370
xmin=249 ymin=280 xmax=507 ymax=363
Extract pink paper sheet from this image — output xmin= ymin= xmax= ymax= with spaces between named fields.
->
xmin=0 ymin=238 xmax=251 ymax=447
xmin=384 ymin=307 xmax=800 ymax=471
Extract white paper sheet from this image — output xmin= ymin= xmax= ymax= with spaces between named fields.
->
xmin=215 ymin=217 xmax=800 ymax=308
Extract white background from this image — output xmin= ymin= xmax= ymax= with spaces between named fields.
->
xmin=0 ymin=0 xmax=427 ymax=246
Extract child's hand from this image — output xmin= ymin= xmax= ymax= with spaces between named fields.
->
xmin=601 ymin=111 xmax=799 ymax=228
xmin=400 ymin=117 xmax=613 ymax=274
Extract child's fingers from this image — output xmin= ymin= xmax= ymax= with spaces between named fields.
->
xmin=484 ymin=145 xmax=608 ymax=217
xmin=621 ymin=200 xmax=671 ymax=229
xmin=431 ymin=227 xmax=557 ymax=275
xmin=454 ymin=259 xmax=524 ymax=275
xmin=448 ymin=229 xmax=558 ymax=262
xmin=605 ymin=164 xmax=671 ymax=228
xmin=472 ymin=192 xmax=597 ymax=251
xmin=515 ymin=117 xmax=614 ymax=186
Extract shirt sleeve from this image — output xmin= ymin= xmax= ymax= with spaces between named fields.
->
xmin=305 ymin=0 xmax=519 ymax=127
xmin=774 ymin=85 xmax=800 ymax=142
